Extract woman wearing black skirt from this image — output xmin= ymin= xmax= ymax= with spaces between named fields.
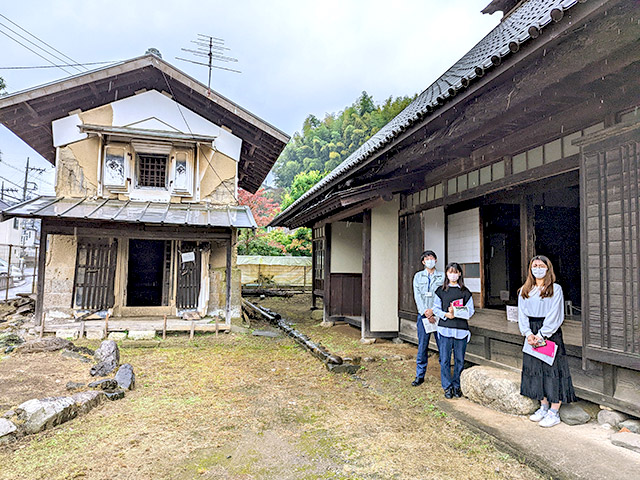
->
xmin=518 ymin=255 xmax=576 ymax=427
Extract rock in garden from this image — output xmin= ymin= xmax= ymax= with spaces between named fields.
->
xmin=0 ymin=332 xmax=23 ymax=349
xmin=65 ymin=381 xmax=86 ymax=391
xmin=104 ymin=390 xmax=125 ymax=401
xmin=56 ymin=330 xmax=79 ymax=341
xmin=460 ymin=366 xmax=538 ymax=415
xmin=114 ymin=363 xmax=135 ymax=390
xmin=620 ymin=419 xmax=640 ymax=434
xmin=610 ymin=431 xmax=640 ymax=454
xmin=127 ymin=330 xmax=155 ymax=340
xmin=559 ymin=403 xmax=591 ymax=425
xmin=94 ymin=340 xmax=120 ymax=364
xmin=71 ymin=345 xmax=94 ymax=356
xmin=597 ymin=409 xmax=628 ymax=428
xmin=16 ymin=336 xmax=72 ymax=353
xmin=71 ymin=391 xmax=105 ymax=415
xmin=310 ymin=309 xmax=324 ymax=321
xmin=88 ymin=378 xmax=118 ymax=391
xmin=61 ymin=349 xmax=92 ymax=363
xmin=326 ymin=354 xmax=343 ymax=365
xmin=326 ymin=363 xmax=361 ymax=374
xmin=15 ymin=397 xmax=77 ymax=434
xmin=0 ymin=418 xmax=17 ymax=444
xmin=90 ymin=359 xmax=118 ymax=377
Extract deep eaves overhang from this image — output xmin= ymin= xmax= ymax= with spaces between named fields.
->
xmin=271 ymin=0 xmax=613 ymax=228
xmin=0 ymin=54 xmax=289 ymax=193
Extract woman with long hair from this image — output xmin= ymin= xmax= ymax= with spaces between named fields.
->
xmin=432 ymin=262 xmax=475 ymax=399
xmin=518 ymin=255 xmax=576 ymax=427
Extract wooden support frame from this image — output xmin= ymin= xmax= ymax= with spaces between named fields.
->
xmin=225 ymin=237 xmax=232 ymax=325
xmin=322 ymin=223 xmax=332 ymax=322
xmin=361 ymin=210 xmax=371 ymax=338
xmin=35 ymin=222 xmax=48 ymax=327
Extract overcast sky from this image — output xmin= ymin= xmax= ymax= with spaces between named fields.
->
xmin=0 ymin=0 xmax=499 ymax=197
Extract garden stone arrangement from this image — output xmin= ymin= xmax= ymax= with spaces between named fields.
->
xmin=0 ymin=339 xmax=135 ymax=445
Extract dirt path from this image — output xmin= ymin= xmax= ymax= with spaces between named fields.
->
xmin=0 ymin=296 xmax=543 ymax=479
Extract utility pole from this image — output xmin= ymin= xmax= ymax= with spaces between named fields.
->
xmin=23 ymin=157 xmax=29 ymax=200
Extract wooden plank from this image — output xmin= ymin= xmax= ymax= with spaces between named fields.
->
xmin=323 ymin=223 xmax=332 ymax=322
xmin=225 ymin=239 xmax=232 ymax=325
xmin=35 ymin=225 xmax=48 ymax=328
xmin=361 ymin=210 xmax=371 ymax=337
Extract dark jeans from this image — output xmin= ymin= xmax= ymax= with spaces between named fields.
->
xmin=416 ymin=314 xmax=439 ymax=379
xmin=438 ymin=333 xmax=468 ymax=391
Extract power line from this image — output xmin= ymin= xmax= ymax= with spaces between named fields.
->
xmin=0 ymin=28 xmax=74 ymax=75
xmin=0 ymin=158 xmax=54 ymax=186
xmin=0 ymin=13 xmax=86 ymax=72
xmin=0 ymin=60 xmax=119 ymax=70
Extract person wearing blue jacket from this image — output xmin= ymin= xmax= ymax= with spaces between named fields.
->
xmin=411 ymin=250 xmax=445 ymax=386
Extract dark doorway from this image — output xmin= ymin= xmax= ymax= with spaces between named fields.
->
xmin=482 ymin=204 xmax=521 ymax=307
xmin=127 ymin=239 xmax=166 ymax=306
xmin=534 ymin=185 xmax=581 ymax=311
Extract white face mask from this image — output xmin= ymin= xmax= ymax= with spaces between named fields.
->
xmin=424 ymin=259 xmax=436 ymax=269
xmin=447 ymin=272 xmax=460 ymax=282
xmin=531 ymin=267 xmax=548 ymax=279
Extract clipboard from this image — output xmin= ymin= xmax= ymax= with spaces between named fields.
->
xmin=523 ymin=339 xmax=558 ymax=366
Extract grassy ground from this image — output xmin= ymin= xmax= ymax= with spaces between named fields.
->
xmin=0 ymin=295 xmax=543 ymax=479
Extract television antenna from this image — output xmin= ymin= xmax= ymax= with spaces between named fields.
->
xmin=176 ymin=34 xmax=241 ymax=97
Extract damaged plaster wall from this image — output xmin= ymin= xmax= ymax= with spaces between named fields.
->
xmin=207 ymin=238 xmax=241 ymax=319
xmin=55 ymin=139 xmax=100 ymax=197
xmin=199 ymin=145 xmax=238 ymax=206
xmin=42 ymin=235 xmax=77 ymax=322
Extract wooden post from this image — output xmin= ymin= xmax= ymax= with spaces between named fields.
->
xmin=190 ymin=321 xmax=195 ymax=340
xmin=5 ymin=245 xmax=12 ymax=301
xmin=162 ymin=314 xmax=167 ymax=340
xmin=31 ymin=246 xmax=38 ymax=294
xmin=79 ymin=321 xmax=85 ymax=339
xmin=323 ymin=223 xmax=332 ymax=322
xmin=34 ymin=226 xmax=47 ymax=328
xmin=225 ymin=238 xmax=232 ymax=326
xmin=361 ymin=211 xmax=371 ymax=338
xmin=303 ymin=265 xmax=307 ymax=293
xmin=104 ymin=313 xmax=109 ymax=337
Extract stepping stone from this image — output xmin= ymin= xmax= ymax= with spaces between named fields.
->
xmin=127 ymin=330 xmax=156 ymax=340
xmin=252 ymin=330 xmax=281 ymax=338
xmin=611 ymin=431 xmax=640 ymax=454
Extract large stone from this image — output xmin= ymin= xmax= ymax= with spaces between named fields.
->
xmin=620 ymin=419 xmax=640 ymax=434
xmin=88 ymin=379 xmax=118 ymax=391
xmin=16 ymin=336 xmax=72 ymax=353
xmin=0 ymin=418 xmax=17 ymax=444
xmin=460 ymin=366 xmax=538 ymax=415
xmin=104 ymin=390 xmax=125 ymax=401
xmin=0 ymin=332 xmax=23 ymax=348
xmin=94 ymin=340 xmax=119 ymax=364
xmin=559 ymin=403 xmax=591 ymax=425
xmin=310 ymin=309 xmax=324 ymax=321
xmin=597 ymin=409 xmax=629 ymax=428
xmin=90 ymin=359 xmax=118 ymax=377
xmin=326 ymin=363 xmax=360 ymax=374
xmin=65 ymin=381 xmax=86 ymax=391
xmin=107 ymin=332 xmax=126 ymax=341
xmin=15 ymin=397 xmax=77 ymax=434
xmin=86 ymin=329 xmax=105 ymax=340
xmin=114 ymin=363 xmax=135 ymax=390
xmin=127 ymin=330 xmax=155 ymax=340
xmin=71 ymin=390 xmax=105 ymax=415
xmin=61 ymin=349 xmax=92 ymax=363
xmin=56 ymin=329 xmax=79 ymax=341
xmin=610 ymin=431 xmax=640 ymax=454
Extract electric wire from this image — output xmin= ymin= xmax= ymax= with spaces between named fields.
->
xmin=0 ymin=13 xmax=86 ymax=72
xmin=159 ymin=70 xmax=240 ymax=204
xmin=0 ymin=61 xmax=119 ymax=70
xmin=0 ymin=28 xmax=74 ymax=75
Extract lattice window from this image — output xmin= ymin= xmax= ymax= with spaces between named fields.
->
xmin=136 ymin=154 xmax=168 ymax=188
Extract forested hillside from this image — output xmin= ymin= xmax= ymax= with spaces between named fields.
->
xmin=273 ymin=91 xmax=415 ymax=189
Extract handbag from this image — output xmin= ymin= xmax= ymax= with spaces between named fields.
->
xmin=522 ymin=339 xmax=558 ymax=366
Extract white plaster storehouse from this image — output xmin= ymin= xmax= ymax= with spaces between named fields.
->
xmin=0 ymin=54 xmax=288 ymax=327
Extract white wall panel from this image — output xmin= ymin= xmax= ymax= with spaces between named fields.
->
xmin=422 ymin=206 xmax=445 ymax=263
xmin=331 ymin=222 xmax=363 ymax=273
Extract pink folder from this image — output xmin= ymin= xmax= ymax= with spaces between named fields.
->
xmin=534 ymin=340 xmax=557 ymax=358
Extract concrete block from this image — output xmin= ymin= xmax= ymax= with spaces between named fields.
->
xmin=56 ymin=329 xmax=79 ymax=341
xmin=107 ymin=332 xmax=127 ymax=341
xmin=611 ymin=431 xmax=640 ymax=454
xmin=127 ymin=330 xmax=156 ymax=340
xmin=86 ymin=329 xmax=105 ymax=340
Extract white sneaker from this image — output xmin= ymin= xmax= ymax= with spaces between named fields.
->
xmin=529 ymin=406 xmax=549 ymax=422
xmin=539 ymin=410 xmax=561 ymax=428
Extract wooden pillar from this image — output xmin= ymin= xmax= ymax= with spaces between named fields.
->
xmin=34 ymin=223 xmax=48 ymax=327
xmin=519 ymin=195 xmax=535 ymax=283
xmin=225 ymin=236 xmax=232 ymax=326
xmin=323 ymin=223 xmax=332 ymax=322
xmin=361 ymin=210 xmax=371 ymax=338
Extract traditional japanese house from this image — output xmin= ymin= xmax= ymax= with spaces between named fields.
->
xmin=0 ymin=54 xmax=288 ymax=328
xmin=272 ymin=0 xmax=640 ymax=416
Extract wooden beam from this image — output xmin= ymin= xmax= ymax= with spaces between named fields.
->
xmin=34 ymin=223 xmax=48 ymax=327
xmin=361 ymin=210 xmax=371 ymax=339
xmin=323 ymin=223 xmax=332 ymax=322
xmin=225 ymin=238 xmax=232 ymax=325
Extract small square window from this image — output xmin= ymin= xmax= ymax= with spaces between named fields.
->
xmin=468 ymin=170 xmax=479 ymax=188
xmin=513 ymin=153 xmax=527 ymax=174
xmin=427 ymin=186 xmax=435 ymax=202
xmin=480 ymin=165 xmax=492 ymax=185
xmin=419 ymin=189 xmax=427 ymax=205
xmin=434 ymin=183 xmax=443 ymax=199
xmin=544 ymin=139 xmax=562 ymax=163
xmin=457 ymin=174 xmax=468 ymax=192
xmin=137 ymin=154 xmax=168 ymax=188
xmin=492 ymin=161 xmax=505 ymax=180
xmin=528 ymin=146 xmax=543 ymax=169
xmin=448 ymin=178 xmax=457 ymax=195
xmin=562 ymin=131 xmax=581 ymax=157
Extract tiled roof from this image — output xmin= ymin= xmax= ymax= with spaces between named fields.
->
xmin=274 ymin=0 xmax=581 ymax=224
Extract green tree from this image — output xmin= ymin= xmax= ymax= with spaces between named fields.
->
xmin=281 ymin=170 xmax=326 ymax=210
xmin=0 ymin=77 xmax=6 ymax=95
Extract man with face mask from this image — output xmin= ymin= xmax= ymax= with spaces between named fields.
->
xmin=411 ymin=250 xmax=444 ymax=386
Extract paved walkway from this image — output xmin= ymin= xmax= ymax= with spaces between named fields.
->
xmin=438 ymin=395 xmax=640 ymax=480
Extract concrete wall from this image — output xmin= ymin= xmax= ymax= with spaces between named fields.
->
xmin=370 ymin=197 xmax=399 ymax=332
xmin=330 ymin=221 xmax=362 ymax=274
xmin=423 ymin=206 xmax=445 ymax=264
xmin=42 ymin=235 xmax=77 ymax=322
xmin=207 ymin=237 xmax=241 ymax=319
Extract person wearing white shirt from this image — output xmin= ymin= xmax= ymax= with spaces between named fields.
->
xmin=518 ymin=255 xmax=576 ymax=428
xmin=411 ymin=250 xmax=445 ymax=386
xmin=432 ymin=262 xmax=475 ymax=399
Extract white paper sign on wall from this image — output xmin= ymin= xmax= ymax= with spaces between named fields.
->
xmin=181 ymin=251 xmax=195 ymax=263
xmin=506 ymin=306 xmax=518 ymax=322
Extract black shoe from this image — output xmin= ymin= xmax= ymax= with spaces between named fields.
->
xmin=411 ymin=377 xmax=424 ymax=387
xmin=453 ymin=387 xmax=463 ymax=398
xmin=444 ymin=388 xmax=453 ymax=399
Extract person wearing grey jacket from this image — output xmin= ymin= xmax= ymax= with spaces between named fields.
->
xmin=411 ymin=250 xmax=445 ymax=386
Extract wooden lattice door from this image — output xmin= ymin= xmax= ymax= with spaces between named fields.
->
xmin=73 ymin=238 xmax=118 ymax=310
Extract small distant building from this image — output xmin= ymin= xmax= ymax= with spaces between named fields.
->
xmin=0 ymin=54 xmax=288 ymax=324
